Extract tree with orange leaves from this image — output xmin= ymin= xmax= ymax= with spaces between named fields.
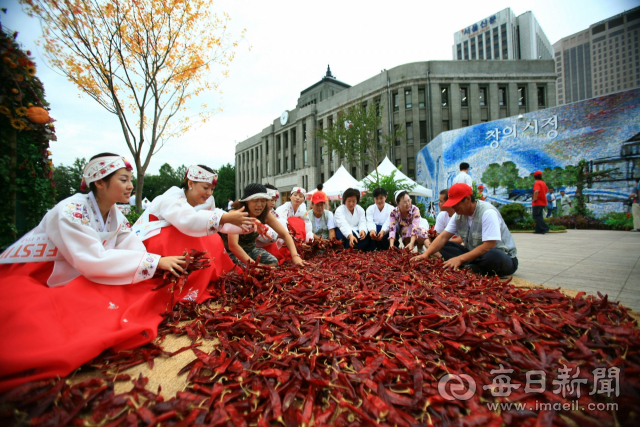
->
xmin=21 ymin=0 xmax=246 ymax=209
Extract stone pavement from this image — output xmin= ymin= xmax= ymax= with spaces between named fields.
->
xmin=512 ymin=230 xmax=640 ymax=312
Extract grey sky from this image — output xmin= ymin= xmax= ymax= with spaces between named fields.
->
xmin=1 ymin=0 xmax=637 ymax=173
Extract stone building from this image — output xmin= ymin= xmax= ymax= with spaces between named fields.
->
xmin=234 ymin=61 xmax=556 ymax=201
xmin=553 ymin=5 xmax=640 ymax=105
xmin=452 ymin=8 xmax=553 ymax=62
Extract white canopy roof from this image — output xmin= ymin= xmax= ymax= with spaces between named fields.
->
xmin=360 ymin=157 xmax=433 ymax=198
xmin=306 ymin=165 xmax=364 ymax=201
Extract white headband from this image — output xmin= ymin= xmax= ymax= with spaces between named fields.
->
xmin=186 ymin=165 xmax=217 ymax=186
xmin=394 ymin=189 xmax=408 ymax=202
xmin=240 ymin=193 xmax=271 ymax=202
xmin=267 ymin=188 xmax=279 ymax=199
xmin=81 ymin=156 xmax=132 ymax=191
xmin=292 ymin=187 xmax=306 ymax=195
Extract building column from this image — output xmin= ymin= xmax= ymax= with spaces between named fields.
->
xmin=488 ymin=83 xmax=499 ymax=121
xmin=470 ymin=83 xmax=481 ymax=125
xmin=546 ymin=81 xmax=557 ymax=107
xmin=507 ymin=82 xmax=519 ymax=117
xmin=527 ymin=83 xmax=537 ymax=112
xmin=450 ymin=83 xmax=461 ymax=129
xmin=429 ymin=82 xmax=442 ymax=140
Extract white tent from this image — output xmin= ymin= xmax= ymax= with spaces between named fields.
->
xmin=359 ymin=157 xmax=433 ymax=198
xmin=306 ymin=165 xmax=364 ymax=201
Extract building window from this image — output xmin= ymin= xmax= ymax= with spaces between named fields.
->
xmin=321 ymin=173 xmax=324 ymax=183
xmin=406 ymin=122 xmax=414 ymax=144
xmin=441 ymin=87 xmax=449 ymax=107
xmin=460 ymin=87 xmax=468 ymax=106
xmin=293 ymin=154 xmax=297 ymax=169
xmin=418 ymin=88 xmax=425 ymax=107
xmin=291 ymin=130 xmax=296 ymax=146
xmin=303 ymin=124 xmax=307 ymax=141
xmin=442 ymin=120 xmax=450 ymax=131
xmin=537 ymin=87 xmax=546 ymax=106
xmin=393 ymin=92 xmax=399 ymax=112
xmin=405 ymin=89 xmax=412 ymax=109
xmin=304 ymin=149 xmax=307 ymax=166
xmin=395 ymin=158 xmax=402 ymax=168
xmin=284 ymin=133 xmax=288 ymax=149
xmin=352 ymin=166 xmax=357 ymax=178
xmin=265 ymin=140 xmax=269 ymax=154
xmin=464 ymin=40 xmax=469 ymax=60
xmin=364 ymin=164 xmax=369 ymax=174
xmin=285 ymin=157 xmax=289 ymax=171
xmin=498 ymin=87 xmax=506 ymax=106
xmin=457 ymin=44 xmax=462 ymax=60
xmin=419 ymin=120 xmax=427 ymax=145
xmin=461 ymin=120 xmax=469 ymax=127
xmin=518 ymin=87 xmax=526 ymax=106
xmin=479 ymin=87 xmax=487 ymax=106
xmin=266 ymin=160 xmax=269 ymax=175
xmin=394 ymin=124 xmax=401 ymax=146
xmin=408 ymin=158 xmax=415 ymax=179
xmin=276 ymin=135 xmax=281 ymax=151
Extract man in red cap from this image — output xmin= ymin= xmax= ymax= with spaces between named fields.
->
xmin=532 ymin=170 xmax=550 ymax=234
xmin=412 ymin=183 xmax=518 ymax=277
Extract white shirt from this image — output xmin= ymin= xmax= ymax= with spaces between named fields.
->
xmin=434 ymin=210 xmax=451 ymax=234
xmin=334 ymin=204 xmax=367 ymax=238
xmin=129 ymin=195 xmax=136 ymax=206
xmin=452 ymin=171 xmax=473 ymax=187
xmin=550 ymin=193 xmax=557 ymax=207
xmin=275 ymin=201 xmax=313 ymax=242
xmin=133 ymin=186 xmax=225 ymax=240
xmin=444 ymin=208 xmax=502 ymax=242
xmin=366 ymin=203 xmax=393 ymax=233
xmin=1 ymin=192 xmax=160 ymax=287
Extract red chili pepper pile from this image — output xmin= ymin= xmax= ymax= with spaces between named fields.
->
xmin=2 ymin=246 xmax=639 ymax=427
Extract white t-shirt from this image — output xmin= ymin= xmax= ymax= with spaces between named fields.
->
xmin=444 ymin=209 xmax=502 ymax=242
xmin=312 ymin=210 xmax=336 ymax=231
xmin=452 ymin=171 xmax=473 ymax=187
xmin=435 ymin=210 xmax=451 ymax=234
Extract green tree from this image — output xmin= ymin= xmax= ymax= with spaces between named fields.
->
xmin=213 ymin=163 xmax=235 ymax=208
xmin=499 ymin=161 xmax=519 ymax=191
xmin=52 ymin=157 xmax=86 ymax=202
xmin=359 ymin=169 xmax=415 ymax=211
xmin=141 ymin=163 xmax=185 ymax=201
xmin=481 ymin=163 xmax=501 ymax=194
xmin=315 ymin=100 xmax=401 ymax=183
xmin=514 ymin=174 xmax=534 ymax=190
xmin=563 ymin=165 xmax=578 ymax=187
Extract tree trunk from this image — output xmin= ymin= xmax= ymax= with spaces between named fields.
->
xmin=135 ymin=165 xmax=145 ymax=211
xmin=8 ymin=128 xmax=17 ymax=242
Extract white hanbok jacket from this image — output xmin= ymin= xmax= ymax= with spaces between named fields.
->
xmin=365 ymin=203 xmax=393 ymax=233
xmin=275 ymin=201 xmax=313 ymax=242
xmin=334 ymin=204 xmax=367 ymax=238
xmin=133 ymin=187 xmax=225 ymax=240
xmin=0 ymin=192 xmax=160 ymax=287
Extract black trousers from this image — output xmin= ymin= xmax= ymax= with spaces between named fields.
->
xmin=439 ymin=241 xmax=519 ymax=277
xmin=532 ymin=206 xmax=550 ymax=234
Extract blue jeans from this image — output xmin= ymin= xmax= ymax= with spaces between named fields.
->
xmin=335 ymin=228 xmax=371 ymax=251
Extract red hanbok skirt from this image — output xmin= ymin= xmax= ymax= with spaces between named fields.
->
xmin=261 ymin=216 xmax=307 ymax=262
xmin=0 ymin=226 xmax=235 ymax=392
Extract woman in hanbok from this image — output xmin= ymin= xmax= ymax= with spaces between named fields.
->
xmin=275 ymin=186 xmax=313 ymax=242
xmin=133 ymin=165 xmax=255 ymax=280
xmin=334 ymin=187 xmax=370 ymax=250
xmin=221 ymin=184 xmax=305 ymax=268
xmin=0 ymin=154 xmax=185 ymax=392
xmin=254 ymin=185 xmax=284 ymax=263
xmin=388 ymin=190 xmax=428 ymax=253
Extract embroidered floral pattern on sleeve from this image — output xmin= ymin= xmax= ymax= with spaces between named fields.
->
xmin=207 ymin=209 xmax=224 ymax=235
xmin=134 ymin=253 xmax=161 ymax=283
xmin=62 ymin=202 xmax=91 ymax=227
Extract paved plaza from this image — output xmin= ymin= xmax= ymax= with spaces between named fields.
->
xmin=512 ymin=230 xmax=640 ymax=312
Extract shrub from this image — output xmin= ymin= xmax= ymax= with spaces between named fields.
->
xmin=499 ymin=203 xmax=527 ymax=227
xmin=601 ymin=212 xmax=634 ymax=230
xmin=124 ymin=206 xmax=142 ymax=225
xmin=416 ymin=202 xmax=426 ymax=219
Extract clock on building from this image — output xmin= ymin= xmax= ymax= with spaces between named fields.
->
xmin=280 ymin=111 xmax=289 ymax=126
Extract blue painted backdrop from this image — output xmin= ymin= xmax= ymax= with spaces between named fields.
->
xmin=416 ymin=89 xmax=640 ymax=216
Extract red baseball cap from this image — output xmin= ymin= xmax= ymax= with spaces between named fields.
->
xmin=311 ymin=192 xmax=327 ymax=204
xmin=534 ymin=170 xmax=542 ymax=177
xmin=442 ymin=183 xmax=473 ymax=207
xmin=478 ymin=184 xmax=485 ymax=189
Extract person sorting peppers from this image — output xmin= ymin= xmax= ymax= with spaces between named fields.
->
xmin=412 ymin=183 xmax=518 ymax=277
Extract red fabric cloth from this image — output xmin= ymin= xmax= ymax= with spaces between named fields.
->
xmin=0 ymin=226 xmax=234 ymax=392
xmin=263 ymin=217 xmax=306 ymax=262
xmin=532 ymin=180 xmax=549 ymax=206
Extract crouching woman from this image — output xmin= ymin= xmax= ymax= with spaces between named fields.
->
xmin=221 ymin=184 xmax=305 ymax=268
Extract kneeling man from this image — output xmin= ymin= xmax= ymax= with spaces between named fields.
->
xmin=413 ymin=183 xmax=518 ymax=277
